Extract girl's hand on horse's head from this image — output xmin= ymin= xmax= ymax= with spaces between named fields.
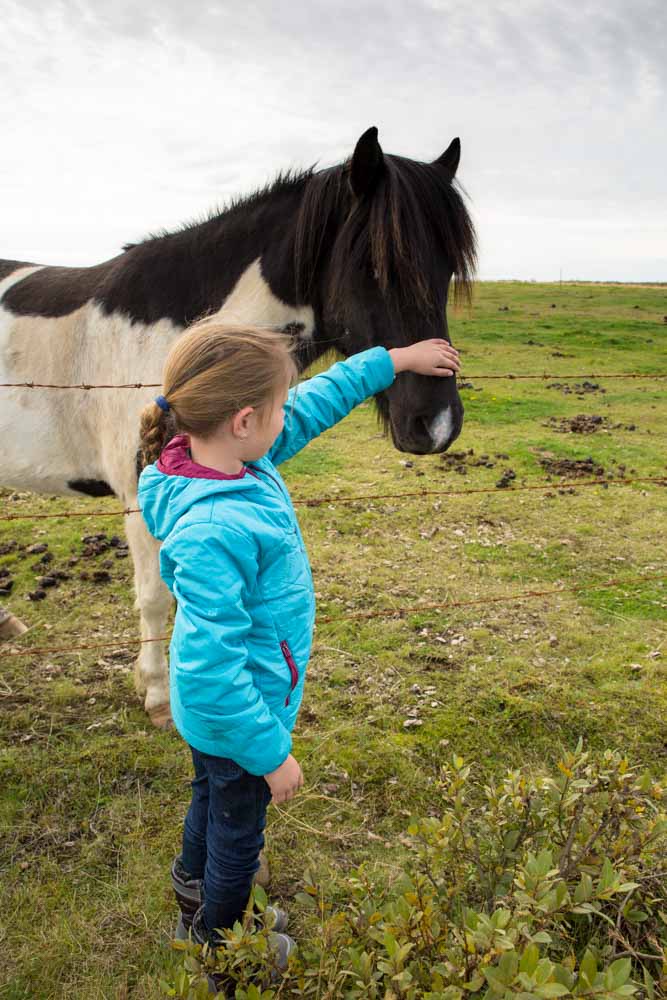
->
xmin=389 ymin=339 xmax=460 ymax=377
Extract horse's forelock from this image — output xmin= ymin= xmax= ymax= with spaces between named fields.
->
xmin=296 ymin=154 xmax=477 ymax=317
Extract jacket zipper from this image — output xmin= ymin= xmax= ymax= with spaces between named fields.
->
xmin=280 ymin=640 xmax=299 ymax=706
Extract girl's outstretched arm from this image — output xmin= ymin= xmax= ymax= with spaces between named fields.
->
xmin=266 ymin=340 xmax=459 ymax=466
xmin=266 ymin=345 xmax=396 ymax=466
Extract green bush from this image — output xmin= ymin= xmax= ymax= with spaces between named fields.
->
xmin=163 ymin=744 xmax=667 ymax=999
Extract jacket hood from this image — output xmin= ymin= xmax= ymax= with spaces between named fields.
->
xmin=138 ymin=435 xmax=259 ymax=541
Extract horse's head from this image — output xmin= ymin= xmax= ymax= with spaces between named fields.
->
xmin=295 ymin=127 xmax=477 ymax=454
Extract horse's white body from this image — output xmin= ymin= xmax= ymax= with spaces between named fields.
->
xmin=0 ymin=259 xmax=314 ymax=724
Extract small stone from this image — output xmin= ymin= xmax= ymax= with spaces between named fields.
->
xmin=403 ymin=718 xmax=423 ymax=728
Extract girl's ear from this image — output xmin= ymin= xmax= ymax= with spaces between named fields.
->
xmin=231 ymin=406 xmax=254 ymax=438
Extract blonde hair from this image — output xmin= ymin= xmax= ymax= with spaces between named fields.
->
xmin=139 ymin=320 xmax=300 ymax=469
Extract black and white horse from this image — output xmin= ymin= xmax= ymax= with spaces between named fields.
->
xmin=0 ymin=127 xmax=476 ymax=726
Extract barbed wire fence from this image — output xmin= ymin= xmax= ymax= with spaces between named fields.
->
xmin=1 ymin=366 xmax=665 ymax=662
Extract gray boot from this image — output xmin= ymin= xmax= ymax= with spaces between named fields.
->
xmin=172 ymin=856 xmax=288 ymax=940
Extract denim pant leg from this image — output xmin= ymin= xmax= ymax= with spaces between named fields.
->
xmin=180 ymin=748 xmax=210 ymax=879
xmin=190 ymin=749 xmax=272 ymax=937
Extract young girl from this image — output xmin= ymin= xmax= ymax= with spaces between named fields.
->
xmin=137 ymin=319 xmax=460 ymax=965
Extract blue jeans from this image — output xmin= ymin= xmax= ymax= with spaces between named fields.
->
xmin=180 ymin=746 xmax=272 ymax=936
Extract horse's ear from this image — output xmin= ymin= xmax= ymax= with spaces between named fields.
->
xmin=433 ymin=137 xmax=461 ymax=178
xmin=350 ymin=126 xmax=384 ymax=198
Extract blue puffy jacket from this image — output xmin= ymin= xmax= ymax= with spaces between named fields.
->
xmin=138 ymin=346 xmax=396 ymax=775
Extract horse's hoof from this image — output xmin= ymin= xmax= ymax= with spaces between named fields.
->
xmin=255 ymin=850 xmax=271 ymax=888
xmin=0 ymin=614 xmax=29 ymax=641
xmin=148 ymin=703 xmax=173 ymax=729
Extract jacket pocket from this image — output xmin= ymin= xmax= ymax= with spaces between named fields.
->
xmin=279 ymin=639 xmax=299 ymax=706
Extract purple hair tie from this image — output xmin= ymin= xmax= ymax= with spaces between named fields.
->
xmin=155 ymin=395 xmax=170 ymax=413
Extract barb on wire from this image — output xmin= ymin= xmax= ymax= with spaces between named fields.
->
xmin=1 ymin=572 xmax=663 ymax=658
xmin=1 ymin=475 xmax=665 ymax=522
xmin=1 ymin=372 xmax=666 ymax=390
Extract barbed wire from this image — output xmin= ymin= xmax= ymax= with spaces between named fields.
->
xmin=1 ymin=372 xmax=666 ymax=390
xmin=1 ymin=572 xmax=663 ymax=659
xmin=1 ymin=475 xmax=665 ymax=522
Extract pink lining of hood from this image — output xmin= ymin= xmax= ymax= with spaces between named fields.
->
xmin=156 ymin=434 xmax=257 ymax=481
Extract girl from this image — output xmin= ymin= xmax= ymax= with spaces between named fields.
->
xmin=137 ymin=319 xmax=460 ymax=965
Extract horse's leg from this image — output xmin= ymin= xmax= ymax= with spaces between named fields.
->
xmin=123 ymin=511 xmax=173 ymax=728
xmin=0 ymin=603 xmax=28 ymax=640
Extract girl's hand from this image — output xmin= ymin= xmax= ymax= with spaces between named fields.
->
xmin=264 ymin=754 xmax=304 ymax=804
xmin=389 ymin=339 xmax=461 ymax=377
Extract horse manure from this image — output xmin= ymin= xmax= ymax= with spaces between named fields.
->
xmin=0 ymin=540 xmax=18 ymax=555
xmin=26 ymin=542 xmax=49 ymax=555
xmin=37 ymin=576 xmax=58 ymax=588
xmin=546 ymin=414 xmax=637 ymax=434
xmin=546 ymin=381 xmax=606 ymax=396
xmin=27 ymin=589 xmax=47 ymax=601
xmin=496 ymin=469 xmax=517 ymax=489
xmin=92 ymin=570 xmax=111 ymax=584
xmin=545 ymin=414 xmax=605 ymax=434
xmin=82 ymin=539 xmax=110 ymax=557
xmin=539 ymin=456 xmax=606 ymax=478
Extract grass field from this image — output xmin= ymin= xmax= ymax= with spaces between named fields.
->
xmin=1 ymin=281 xmax=666 ymax=999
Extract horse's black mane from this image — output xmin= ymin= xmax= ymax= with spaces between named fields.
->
xmin=123 ymin=154 xmax=477 ymax=315
xmin=122 ymin=168 xmax=315 ymax=252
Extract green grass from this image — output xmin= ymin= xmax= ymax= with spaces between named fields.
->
xmin=1 ymin=281 xmax=666 ymax=998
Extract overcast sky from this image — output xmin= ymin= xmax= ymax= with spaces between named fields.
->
xmin=2 ymin=0 xmax=665 ymax=282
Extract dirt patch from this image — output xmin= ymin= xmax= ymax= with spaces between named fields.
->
xmin=546 ymin=381 xmax=606 ymax=396
xmin=544 ymin=414 xmax=638 ymax=434
xmin=545 ymin=414 xmax=605 ymax=434
xmin=538 ymin=456 xmax=616 ymax=478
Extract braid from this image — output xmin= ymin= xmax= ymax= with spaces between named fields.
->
xmin=138 ymin=402 xmax=176 ymax=470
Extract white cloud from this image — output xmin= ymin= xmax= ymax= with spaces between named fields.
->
xmin=1 ymin=0 xmax=665 ymax=279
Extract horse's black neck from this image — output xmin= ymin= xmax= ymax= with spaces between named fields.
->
xmin=115 ymin=173 xmax=318 ymax=335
